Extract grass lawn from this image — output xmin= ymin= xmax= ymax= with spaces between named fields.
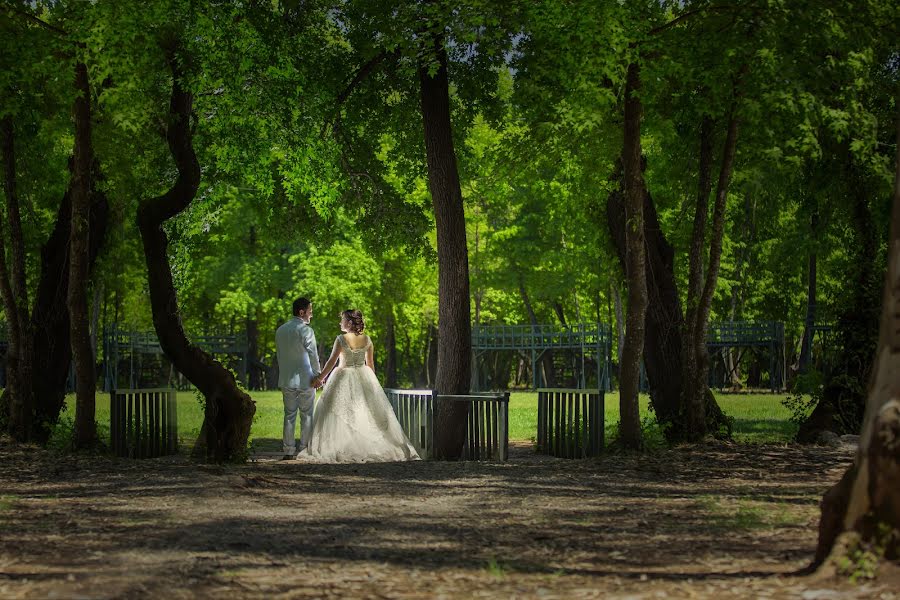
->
xmin=58 ymin=388 xmax=797 ymax=449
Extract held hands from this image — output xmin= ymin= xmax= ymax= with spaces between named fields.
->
xmin=312 ymin=375 xmax=326 ymax=389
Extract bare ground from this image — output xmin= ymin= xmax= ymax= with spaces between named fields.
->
xmin=0 ymin=438 xmax=897 ymax=599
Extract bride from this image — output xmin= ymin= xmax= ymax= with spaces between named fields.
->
xmin=298 ymin=309 xmax=420 ymax=463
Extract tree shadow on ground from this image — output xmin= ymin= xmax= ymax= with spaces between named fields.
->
xmin=0 ymin=438 xmax=858 ymax=598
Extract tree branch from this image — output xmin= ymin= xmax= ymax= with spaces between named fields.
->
xmin=9 ymin=6 xmax=69 ymax=37
xmin=649 ymin=3 xmax=757 ymax=36
xmin=321 ymin=49 xmax=400 ymax=137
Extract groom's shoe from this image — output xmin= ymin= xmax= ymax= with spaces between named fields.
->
xmin=281 ymin=454 xmax=295 ymax=460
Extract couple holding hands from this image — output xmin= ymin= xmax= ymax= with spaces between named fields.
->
xmin=275 ymin=297 xmax=419 ymax=463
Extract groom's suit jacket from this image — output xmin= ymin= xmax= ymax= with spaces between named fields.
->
xmin=275 ymin=317 xmax=321 ymax=390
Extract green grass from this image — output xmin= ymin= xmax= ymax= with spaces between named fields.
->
xmin=509 ymin=391 xmax=796 ymax=444
xmin=57 ymin=389 xmax=797 ymax=449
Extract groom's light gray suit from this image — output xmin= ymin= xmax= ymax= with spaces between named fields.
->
xmin=275 ymin=316 xmax=321 ymax=454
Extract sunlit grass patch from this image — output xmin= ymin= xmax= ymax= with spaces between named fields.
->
xmin=61 ymin=387 xmax=798 ymax=450
xmin=694 ymin=495 xmax=808 ymax=530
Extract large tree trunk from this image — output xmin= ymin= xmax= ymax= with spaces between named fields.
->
xmin=810 ymin=109 xmax=900 ymax=568
xmin=617 ymin=62 xmax=647 ymax=451
xmin=70 ymin=62 xmax=97 ymax=448
xmin=30 ymin=189 xmax=108 ymax=443
xmin=136 ymin=48 xmax=255 ymax=462
xmin=0 ymin=116 xmax=32 ymax=442
xmin=606 ymin=151 xmax=730 ymax=443
xmin=418 ymin=36 xmax=471 ymax=460
xmin=682 ymin=107 xmax=740 ymax=440
xmin=681 ymin=116 xmax=715 ymax=436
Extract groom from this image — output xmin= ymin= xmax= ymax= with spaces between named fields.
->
xmin=275 ymin=297 xmax=322 ymax=459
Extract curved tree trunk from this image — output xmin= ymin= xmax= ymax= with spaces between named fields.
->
xmin=70 ymin=62 xmax=97 ymax=448
xmin=810 ymin=108 xmax=900 ymax=568
xmin=136 ymin=48 xmax=255 ymax=462
xmin=418 ymin=36 xmax=471 ymax=460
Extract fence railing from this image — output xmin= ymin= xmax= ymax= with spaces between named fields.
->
xmin=385 ymin=389 xmax=509 ymax=461
xmin=472 ymin=323 xmax=612 ymax=350
xmin=536 ymin=388 xmax=604 ymax=458
xmin=110 ymin=388 xmax=178 ymax=458
xmin=706 ymin=321 xmax=785 ymax=346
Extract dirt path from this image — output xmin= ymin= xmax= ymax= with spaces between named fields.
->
xmin=0 ymin=438 xmax=896 ymax=599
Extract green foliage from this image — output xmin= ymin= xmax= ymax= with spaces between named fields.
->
xmin=783 ymin=370 xmax=824 ymax=425
xmin=3 ymin=0 xmax=895 ymax=406
xmin=835 ymin=523 xmax=896 ymax=583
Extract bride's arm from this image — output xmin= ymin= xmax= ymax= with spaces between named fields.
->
xmin=366 ymin=339 xmax=375 ymax=370
xmin=312 ymin=339 xmax=342 ymax=387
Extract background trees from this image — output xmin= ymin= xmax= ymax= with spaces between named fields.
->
xmin=0 ymin=1 xmax=895 ymax=465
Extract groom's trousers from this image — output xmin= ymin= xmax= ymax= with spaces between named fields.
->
xmin=282 ymin=387 xmax=316 ymax=454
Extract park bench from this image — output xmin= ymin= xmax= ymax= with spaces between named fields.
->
xmin=110 ymin=388 xmax=178 ymax=458
xmin=536 ymin=388 xmax=604 ymax=458
xmin=385 ymin=389 xmax=509 ymax=461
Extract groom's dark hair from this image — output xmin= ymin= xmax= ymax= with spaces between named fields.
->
xmin=293 ymin=297 xmax=311 ymax=315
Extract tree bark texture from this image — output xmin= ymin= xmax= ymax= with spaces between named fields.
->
xmin=247 ymin=314 xmax=261 ymax=390
xmin=606 ymin=158 xmax=729 ymax=443
xmin=136 ymin=49 xmax=255 ymax=462
xmin=681 ymin=115 xmax=715 ymax=437
xmin=682 ymin=108 xmax=741 ymax=440
xmin=0 ymin=116 xmax=33 ymax=441
xmin=418 ymin=37 xmax=471 ymax=459
xmin=384 ymin=309 xmax=398 ymax=388
xmin=617 ymin=62 xmax=647 ymax=451
xmin=30 ymin=188 xmax=108 ymax=443
xmin=810 ymin=108 xmax=900 ymax=567
xmin=69 ymin=62 xmax=97 ymax=448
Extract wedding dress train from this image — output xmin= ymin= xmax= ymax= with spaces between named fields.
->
xmin=299 ymin=335 xmax=419 ymax=463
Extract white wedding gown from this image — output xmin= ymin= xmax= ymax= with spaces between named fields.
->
xmin=299 ymin=335 xmax=420 ymax=463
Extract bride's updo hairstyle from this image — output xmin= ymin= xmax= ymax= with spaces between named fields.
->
xmin=342 ymin=309 xmax=365 ymax=335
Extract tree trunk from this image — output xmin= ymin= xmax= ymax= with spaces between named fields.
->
xmin=246 ymin=313 xmax=261 ymax=390
xmin=798 ymin=155 xmax=880 ymax=442
xmin=384 ymin=309 xmax=398 ymax=388
xmin=810 ymin=108 xmax=900 ymax=568
xmin=518 ymin=275 xmax=556 ymax=387
xmin=0 ymin=116 xmax=32 ymax=441
xmin=606 ymin=147 xmax=730 ymax=443
xmin=136 ymin=48 xmax=255 ymax=462
xmin=797 ymin=209 xmax=818 ymax=374
xmin=90 ymin=282 xmax=102 ymax=366
xmin=682 ymin=106 xmax=741 ymax=440
xmin=418 ymin=36 xmax=471 ymax=459
xmin=70 ymin=62 xmax=97 ymax=448
xmin=617 ymin=62 xmax=647 ymax=451
xmin=611 ymin=281 xmax=625 ymax=371
xmin=29 ymin=187 xmax=108 ymax=444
